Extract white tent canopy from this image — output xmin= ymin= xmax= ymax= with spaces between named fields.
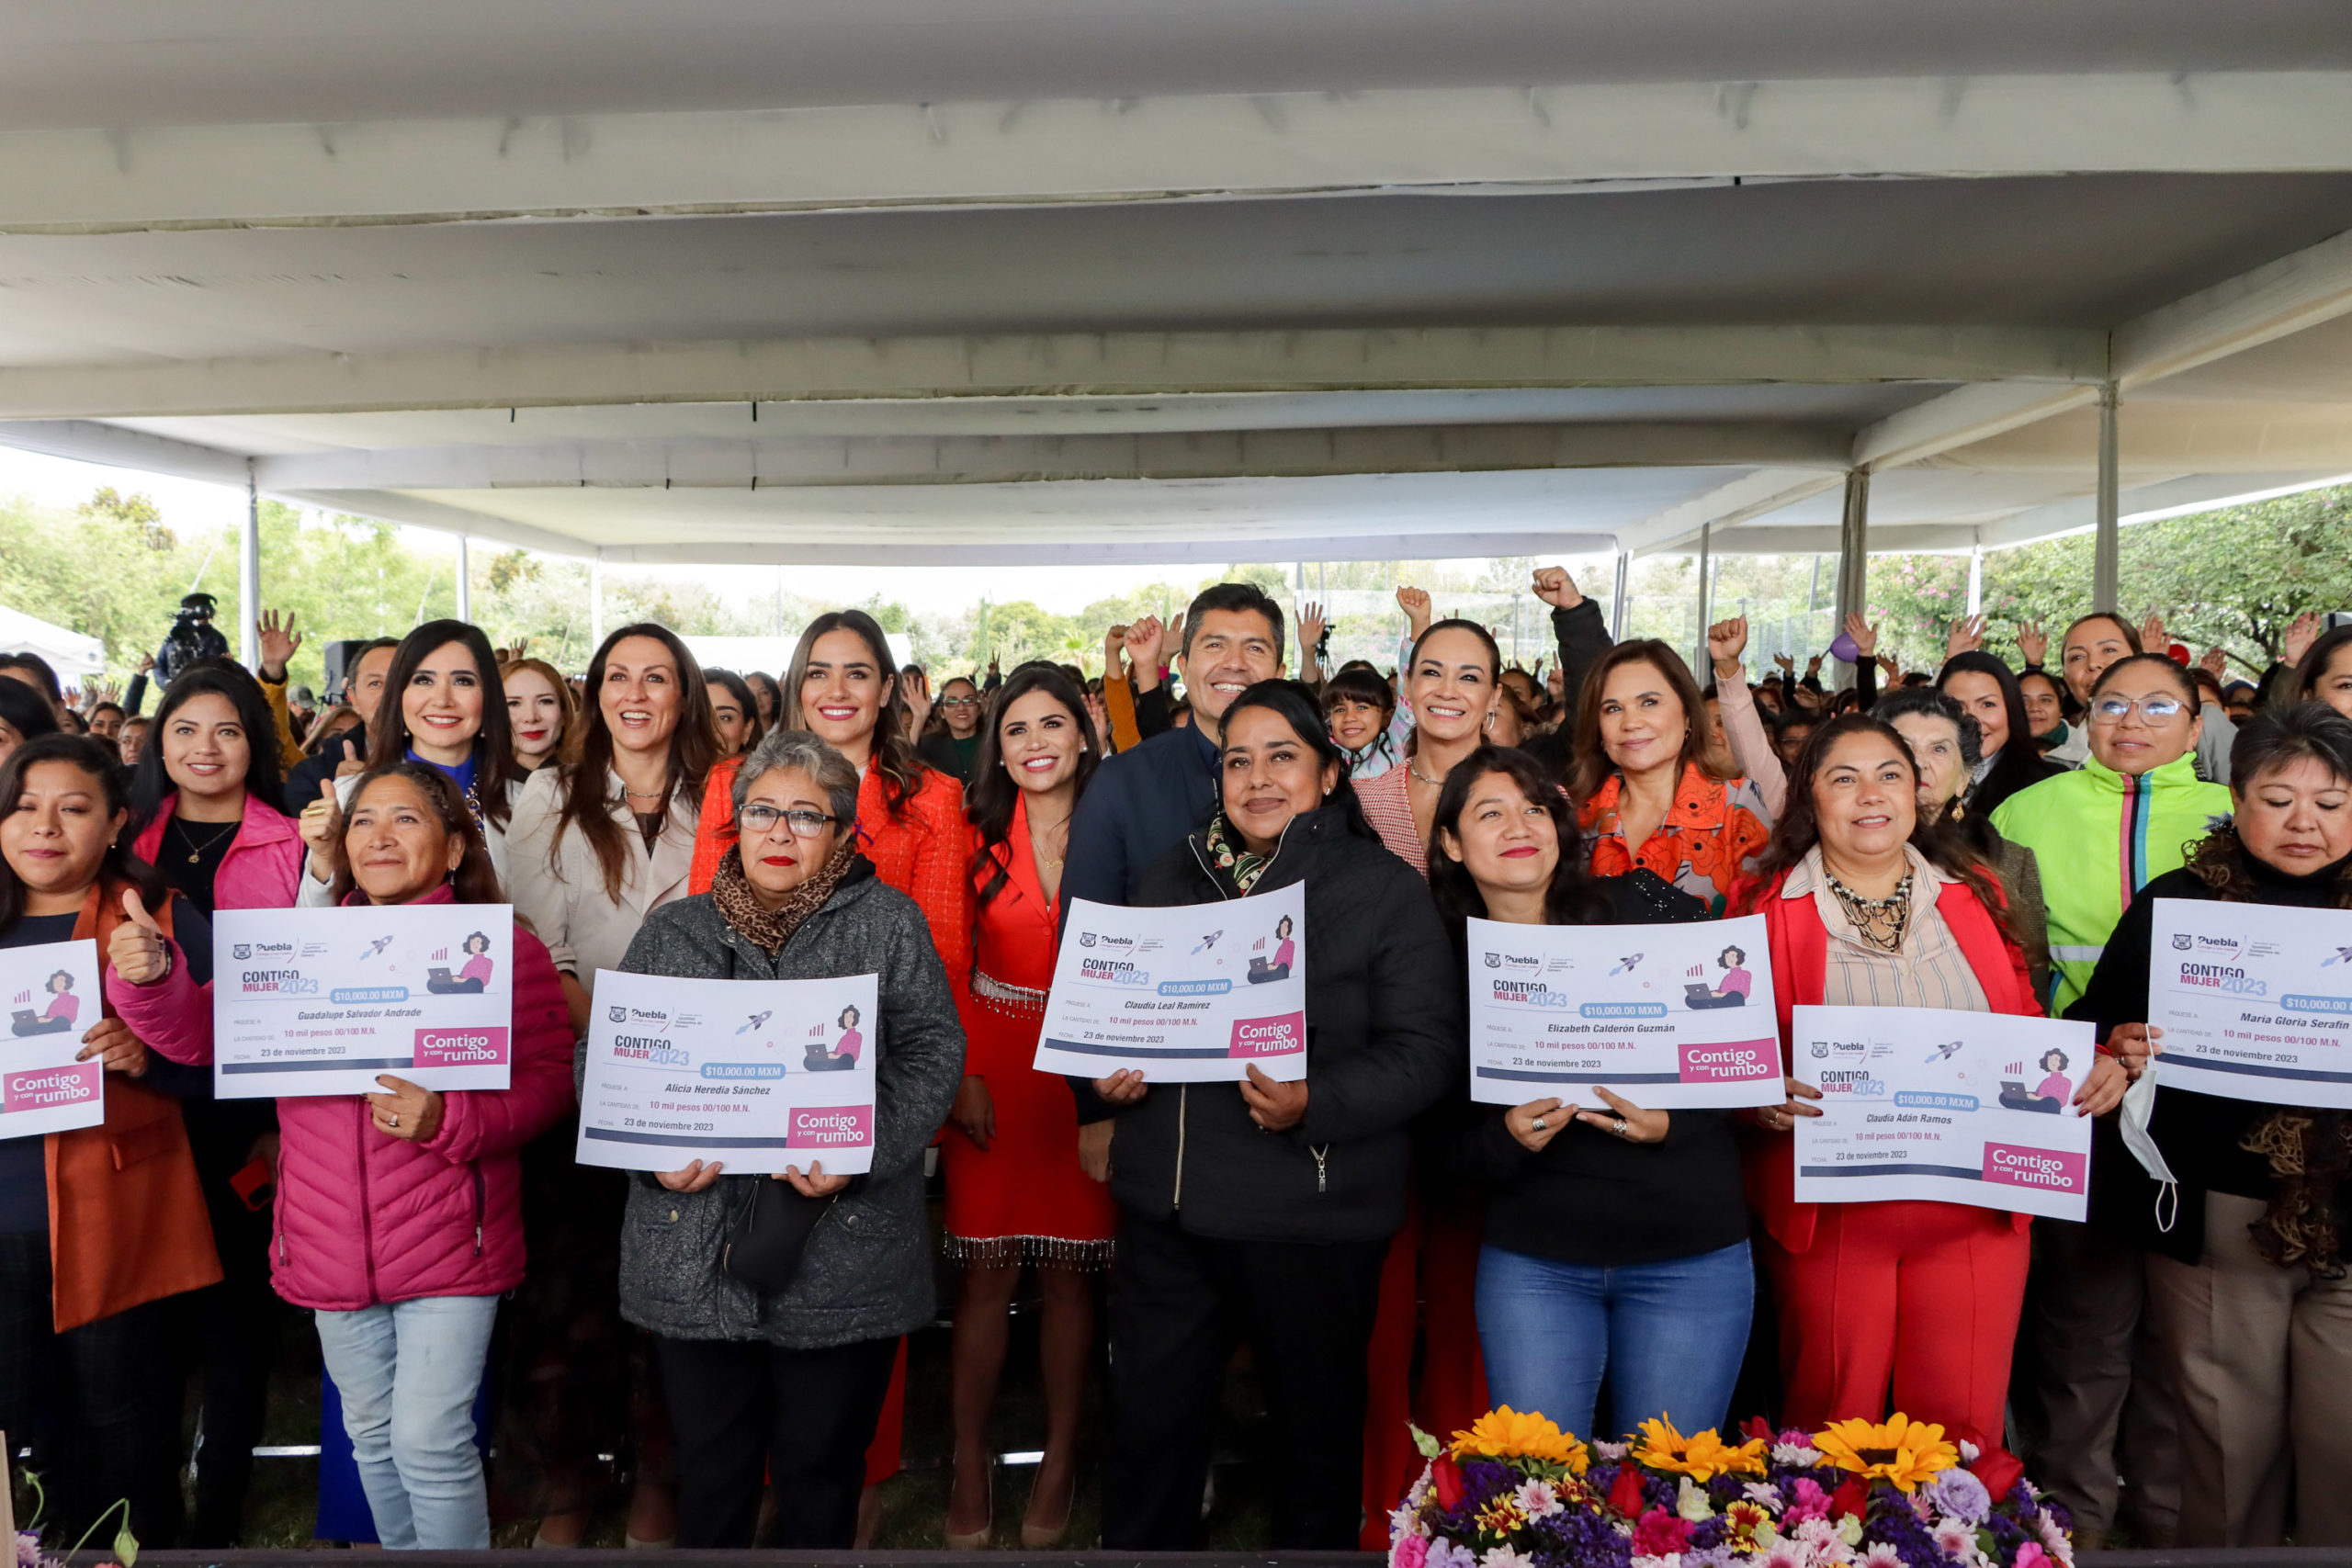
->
xmin=0 ymin=604 xmax=107 ymax=682
xmin=2 ymin=0 xmax=2349 ymax=628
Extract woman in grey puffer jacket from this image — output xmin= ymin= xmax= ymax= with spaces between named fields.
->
xmin=610 ymin=728 xmax=964 ymax=1549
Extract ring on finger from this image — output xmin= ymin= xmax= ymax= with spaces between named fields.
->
xmin=1531 ymin=1116 xmax=1546 ymax=1133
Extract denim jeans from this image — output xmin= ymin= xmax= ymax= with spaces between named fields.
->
xmin=1476 ymin=1239 xmax=1753 ymax=1440
xmin=313 ymin=1294 xmax=501 ymax=1549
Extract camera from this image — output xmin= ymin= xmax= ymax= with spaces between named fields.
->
xmin=155 ymin=592 xmax=230 ymax=685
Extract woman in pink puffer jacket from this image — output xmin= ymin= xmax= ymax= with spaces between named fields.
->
xmin=113 ymin=763 xmax=573 ymax=1550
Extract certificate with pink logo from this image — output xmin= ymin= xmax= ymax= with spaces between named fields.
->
xmin=1465 ymin=913 xmax=1781 ymax=1109
xmin=1791 ymin=1005 xmax=2095 ymax=1221
xmin=1034 ymin=884 xmax=1307 ymax=1083
xmin=210 ymin=905 xmax=514 ymax=1097
xmin=1 ymin=938 xmax=104 ymax=1137
xmin=576 ymin=968 xmax=878 ymax=1175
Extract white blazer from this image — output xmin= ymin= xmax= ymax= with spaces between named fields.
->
xmin=296 ymin=767 xmax=517 ymax=908
xmin=503 ymin=765 xmax=698 ymax=998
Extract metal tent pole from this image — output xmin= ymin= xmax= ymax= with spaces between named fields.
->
xmin=1692 ymin=522 xmax=1713 ymax=674
xmin=1966 ymin=537 xmax=1984 ymax=617
xmin=2094 ymin=382 xmax=2121 ymax=613
xmin=1610 ymin=550 xmax=1630 ymax=639
xmin=589 ymin=557 xmax=605 ymax=651
xmin=239 ymin=461 xmax=262 ymax=669
xmin=455 ymin=535 xmax=471 ymax=623
xmin=1834 ymin=469 xmax=1871 ymax=692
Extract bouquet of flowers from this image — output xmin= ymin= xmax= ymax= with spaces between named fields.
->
xmin=1389 ymin=1408 xmax=2071 ymax=1568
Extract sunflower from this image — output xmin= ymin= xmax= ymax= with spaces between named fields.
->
xmin=1451 ymin=1407 xmax=1591 ymax=1473
xmin=1811 ymin=1414 xmax=1959 ymax=1493
xmin=1633 ymin=1416 xmax=1769 ymax=1481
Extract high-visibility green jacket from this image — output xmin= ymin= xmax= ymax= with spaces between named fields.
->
xmin=1989 ymin=752 xmax=2232 ymax=1015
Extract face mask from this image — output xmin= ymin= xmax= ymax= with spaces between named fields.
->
xmin=2116 ymin=1066 xmax=2179 ymax=1234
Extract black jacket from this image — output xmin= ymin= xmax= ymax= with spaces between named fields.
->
xmin=1061 ymin=721 xmax=1220 ymax=913
xmin=1446 ymin=870 xmax=1745 ymax=1266
xmin=1085 ymin=806 xmax=1463 ymax=1243
xmin=281 ymin=720 xmax=368 ymax=814
xmin=2068 ymin=852 xmax=2352 ymax=1262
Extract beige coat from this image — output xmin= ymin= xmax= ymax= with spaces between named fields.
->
xmin=505 ymin=766 xmax=698 ymax=999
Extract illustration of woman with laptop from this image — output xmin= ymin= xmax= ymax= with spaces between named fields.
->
xmin=1999 ymin=1048 xmax=2073 ymax=1113
xmin=11 ymin=969 xmax=78 ymax=1035
xmin=805 ymin=1002 xmax=864 ymax=1072
xmin=425 ymin=931 xmax=495 ymax=994
xmin=1248 ymin=915 xmax=1296 ymax=984
xmin=1684 ymin=944 xmax=1752 ymax=1010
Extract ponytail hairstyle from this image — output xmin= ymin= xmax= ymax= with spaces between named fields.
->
xmin=1736 ymin=712 xmax=2015 ymax=942
xmin=550 ymin=623 xmax=716 ymax=901
xmin=782 ymin=609 xmax=927 ymax=820
xmin=967 ymin=662 xmax=1101 ymax=913
xmin=368 ymin=620 xmax=521 ymax=833
xmin=329 ymin=761 xmax=504 ymax=908
xmin=0 ymin=734 xmax=166 ymax=939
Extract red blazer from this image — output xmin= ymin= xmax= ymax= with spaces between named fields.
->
xmin=1744 ymin=867 xmax=2042 ymax=1253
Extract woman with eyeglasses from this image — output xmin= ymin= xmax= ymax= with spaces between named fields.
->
xmin=1988 ymin=651 xmax=2231 ymax=1550
xmin=610 ymin=729 xmax=964 ymax=1549
xmin=916 ymin=677 xmax=987 ymax=788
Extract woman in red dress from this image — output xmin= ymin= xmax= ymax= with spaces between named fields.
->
xmin=941 ymin=663 xmax=1114 ymax=1549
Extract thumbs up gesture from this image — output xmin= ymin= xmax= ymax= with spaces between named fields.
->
xmin=333 ymin=737 xmax=367 ymax=780
xmin=108 ymin=888 xmax=174 ymax=987
xmin=300 ymin=777 xmax=344 ymax=883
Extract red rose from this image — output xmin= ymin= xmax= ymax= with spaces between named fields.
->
xmin=1969 ymin=1446 xmax=2026 ymax=1502
xmin=1741 ymin=1416 xmax=1776 ymax=1446
xmin=1830 ymin=1478 xmax=1870 ymax=1521
xmin=1432 ymin=1455 xmax=1466 ymax=1513
xmin=1609 ymin=1465 xmax=1647 ymax=1518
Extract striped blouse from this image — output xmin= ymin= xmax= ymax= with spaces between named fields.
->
xmin=1781 ymin=843 xmax=1990 ymax=1013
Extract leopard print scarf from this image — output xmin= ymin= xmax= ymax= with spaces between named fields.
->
xmin=709 ymin=840 xmax=858 ymax=955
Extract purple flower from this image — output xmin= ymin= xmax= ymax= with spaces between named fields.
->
xmin=1927 ymin=1469 xmax=1992 ymax=1527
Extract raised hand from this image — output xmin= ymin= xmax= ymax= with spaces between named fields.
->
xmin=1395 ymin=585 xmax=1433 ymax=637
xmin=1530 ymin=566 xmax=1583 ymax=611
xmin=2016 ymin=621 xmax=2049 ymax=666
xmin=1295 ymin=600 xmax=1327 ymax=651
xmin=134 ymin=650 xmax=155 ymax=676
xmin=1875 ymin=651 xmax=1899 ymax=680
xmin=2199 ymin=646 xmax=2227 ymax=681
xmin=107 ymin=889 xmax=173 ymax=987
xmin=897 ymin=669 xmax=933 ymax=737
xmin=1159 ymin=615 xmax=1185 ymax=661
xmin=1081 ymin=689 xmax=1110 ymax=747
xmin=256 ymin=608 xmax=301 ymax=682
xmin=2140 ymin=612 xmax=2167 ymax=653
xmin=1945 ymin=615 xmax=1984 ymax=658
xmin=1706 ymin=615 xmax=1749 ymax=677
xmin=1843 ymin=613 xmax=1880 ymax=660
xmin=1122 ymin=615 xmax=1163 ymax=669
xmin=1772 ymin=651 xmax=1796 ymax=674
xmin=2285 ymin=611 xmax=2324 ymax=668
xmin=333 ymin=736 xmax=368 ymax=780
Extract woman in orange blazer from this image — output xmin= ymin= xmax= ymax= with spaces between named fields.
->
xmin=0 ymin=734 xmax=220 ymax=1545
xmin=1738 ymin=714 xmax=2126 ymax=1442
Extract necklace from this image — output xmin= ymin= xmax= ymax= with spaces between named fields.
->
xmin=170 ymin=815 xmax=239 ymax=864
xmin=622 ymin=784 xmax=668 ymax=802
xmin=1827 ymin=870 xmax=1914 ymax=953
xmin=1408 ymin=761 xmax=1446 ymax=787
xmin=1028 ymin=809 xmax=1070 ymax=872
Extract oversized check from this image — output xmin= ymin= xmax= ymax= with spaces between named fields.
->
xmin=0 ymin=938 xmax=104 ymax=1136
xmin=1466 ymin=913 xmax=1781 ymax=1108
xmin=1791 ymin=1004 xmax=2096 ymax=1221
xmin=2148 ymin=897 xmax=2352 ymax=1109
xmin=1034 ymin=884 xmax=1308 ymax=1083
xmin=577 ymin=969 xmax=878 ymax=1176
xmin=211 ymin=904 xmax=515 ymax=1097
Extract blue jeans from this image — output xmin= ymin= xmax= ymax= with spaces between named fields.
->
xmin=1476 ymin=1240 xmax=1753 ymax=1441
xmin=312 ymin=1294 xmax=500 ymax=1549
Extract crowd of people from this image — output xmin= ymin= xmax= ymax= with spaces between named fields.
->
xmin=2 ymin=573 xmax=2349 ymax=1554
